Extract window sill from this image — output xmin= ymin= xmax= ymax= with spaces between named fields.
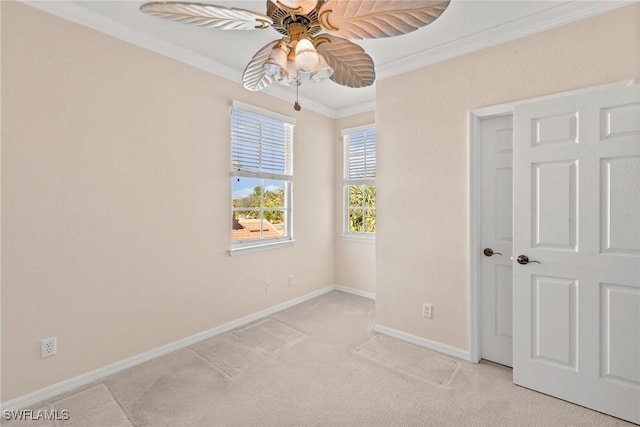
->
xmin=340 ymin=234 xmax=376 ymax=243
xmin=229 ymin=239 xmax=295 ymax=256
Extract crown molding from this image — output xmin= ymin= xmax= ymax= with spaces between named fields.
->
xmin=375 ymin=1 xmax=635 ymax=80
xmin=22 ymin=1 xmax=240 ymax=82
xmin=21 ymin=0 xmax=337 ymax=118
xmin=21 ymin=1 xmax=635 ymax=118
xmin=335 ymin=101 xmax=376 ymax=119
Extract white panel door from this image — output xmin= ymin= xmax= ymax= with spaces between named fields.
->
xmin=513 ymin=83 xmax=640 ymax=424
xmin=479 ymin=114 xmax=514 ymax=367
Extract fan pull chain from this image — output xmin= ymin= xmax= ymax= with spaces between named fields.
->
xmin=294 ymin=76 xmax=301 ymax=111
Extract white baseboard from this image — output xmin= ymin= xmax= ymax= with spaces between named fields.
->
xmin=0 ymin=285 xmax=335 ymax=412
xmin=333 ymin=285 xmax=376 ymax=300
xmin=373 ymin=324 xmax=471 ymax=362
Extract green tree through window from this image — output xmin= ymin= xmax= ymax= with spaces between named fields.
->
xmin=348 ymin=184 xmax=376 ymax=233
xmin=233 ymin=185 xmax=285 ymax=224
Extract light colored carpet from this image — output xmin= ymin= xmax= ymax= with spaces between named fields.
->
xmin=5 ymin=291 xmax=635 ymax=426
xmin=355 ymin=334 xmax=460 ymax=387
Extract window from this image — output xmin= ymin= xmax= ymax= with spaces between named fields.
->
xmin=343 ymin=125 xmax=376 ymax=237
xmin=230 ymin=101 xmax=295 ymax=254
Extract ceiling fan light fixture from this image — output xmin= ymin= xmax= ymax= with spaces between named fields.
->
xmin=280 ymin=59 xmax=300 ymax=86
xmin=141 ymin=0 xmax=451 ymax=97
xmin=310 ymin=54 xmax=333 ymax=83
xmin=295 ymin=38 xmax=320 ymax=72
xmin=263 ymin=40 xmax=289 ymax=78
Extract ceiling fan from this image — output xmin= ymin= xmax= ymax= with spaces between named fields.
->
xmin=140 ymin=0 xmax=450 ymax=110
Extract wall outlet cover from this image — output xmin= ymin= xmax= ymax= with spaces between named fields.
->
xmin=41 ymin=337 xmax=57 ymax=358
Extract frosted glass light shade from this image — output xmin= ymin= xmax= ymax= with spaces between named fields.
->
xmin=263 ymin=42 xmax=289 ymax=79
xmin=310 ymin=54 xmax=334 ymax=82
xmin=277 ymin=0 xmax=317 ymax=14
xmin=295 ymin=38 xmax=319 ymax=73
xmin=281 ymin=59 xmax=300 ymax=86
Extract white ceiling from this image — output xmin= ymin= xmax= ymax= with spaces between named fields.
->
xmin=25 ymin=0 xmax=632 ymax=117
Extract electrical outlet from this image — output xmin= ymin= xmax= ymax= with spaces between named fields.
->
xmin=422 ymin=303 xmax=433 ymax=319
xmin=288 ymin=275 xmax=294 ymax=286
xmin=265 ymin=281 xmax=272 ymax=292
xmin=41 ymin=337 xmax=57 ymax=358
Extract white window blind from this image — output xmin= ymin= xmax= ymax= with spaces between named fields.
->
xmin=231 ymin=104 xmax=293 ymax=179
xmin=345 ymin=127 xmax=376 ymax=182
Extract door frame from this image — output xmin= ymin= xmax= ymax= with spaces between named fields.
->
xmin=466 ymin=80 xmax=635 ymax=363
xmin=468 ymin=104 xmax=514 ymax=363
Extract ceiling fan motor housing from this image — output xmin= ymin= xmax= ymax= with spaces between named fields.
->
xmin=267 ymin=1 xmax=322 ymax=37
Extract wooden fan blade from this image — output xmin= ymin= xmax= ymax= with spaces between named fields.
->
xmin=140 ymin=2 xmax=273 ymax=30
xmin=316 ymin=35 xmax=375 ymax=88
xmin=318 ymin=0 xmax=449 ymax=39
xmin=242 ymin=40 xmax=279 ymax=91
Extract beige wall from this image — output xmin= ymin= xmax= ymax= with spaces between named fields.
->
xmin=376 ymin=4 xmax=640 ymax=351
xmin=334 ymin=111 xmax=376 ymax=294
xmin=1 ymin=2 xmax=334 ymax=400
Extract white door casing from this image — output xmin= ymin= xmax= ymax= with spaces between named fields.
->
xmin=513 ymin=83 xmax=640 ymax=424
xmin=479 ymin=114 xmax=514 ymax=367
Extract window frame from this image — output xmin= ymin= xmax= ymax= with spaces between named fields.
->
xmin=229 ymin=101 xmax=295 ymax=255
xmin=342 ymin=124 xmax=376 ymax=240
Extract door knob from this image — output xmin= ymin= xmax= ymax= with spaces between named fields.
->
xmin=516 ymin=255 xmax=540 ymax=265
xmin=483 ymin=248 xmax=502 ymax=257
